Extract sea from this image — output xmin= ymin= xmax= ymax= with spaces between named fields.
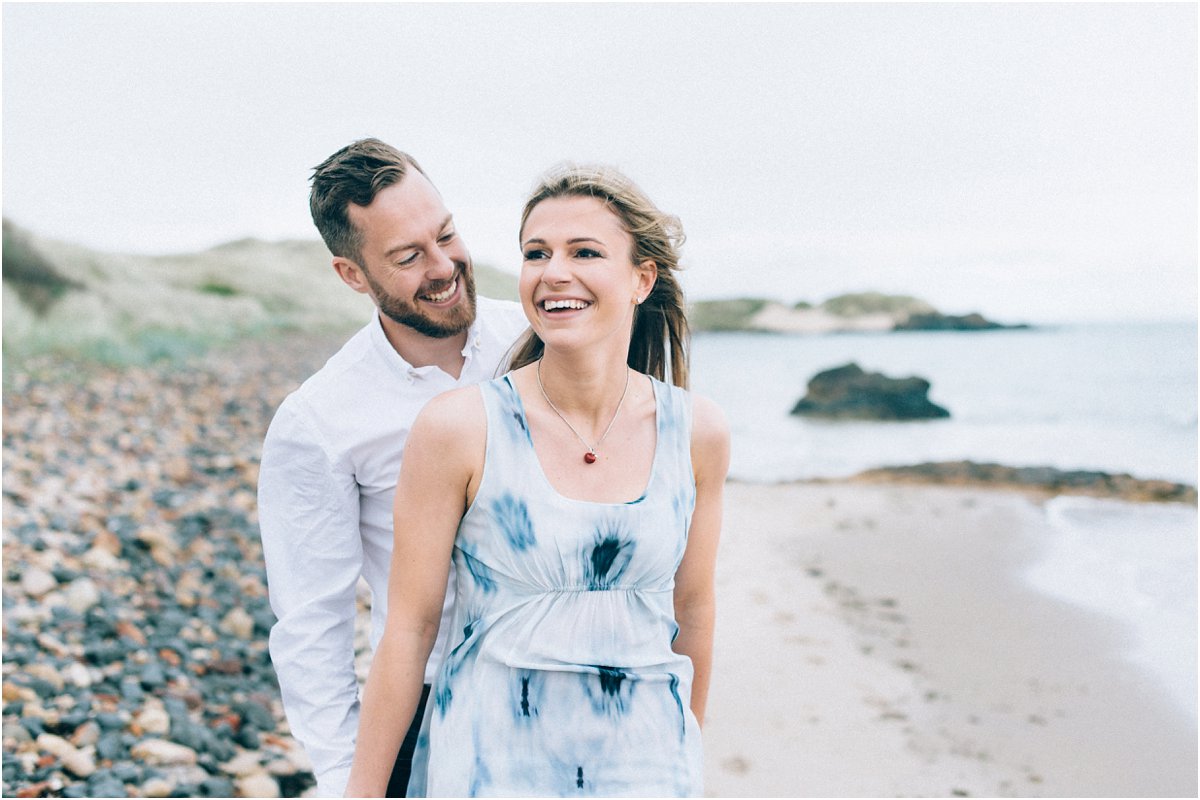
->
xmin=691 ymin=320 xmax=1197 ymax=722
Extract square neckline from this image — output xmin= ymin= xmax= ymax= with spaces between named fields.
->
xmin=503 ymin=372 xmax=663 ymax=507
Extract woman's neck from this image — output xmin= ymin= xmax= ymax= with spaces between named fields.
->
xmin=536 ymin=346 xmax=631 ymax=425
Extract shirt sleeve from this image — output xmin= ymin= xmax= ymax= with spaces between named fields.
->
xmin=257 ymin=395 xmax=364 ymax=798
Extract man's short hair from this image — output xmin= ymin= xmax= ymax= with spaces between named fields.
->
xmin=309 ymin=139 xmax=426 ymax=264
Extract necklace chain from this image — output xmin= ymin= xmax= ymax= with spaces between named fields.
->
xmin=536 ymin=359 xmax=631 ymax=463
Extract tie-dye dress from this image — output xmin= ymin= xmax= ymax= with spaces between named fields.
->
xmin=406 ymin=373 xmax=703 ymax=797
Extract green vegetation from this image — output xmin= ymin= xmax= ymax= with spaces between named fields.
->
xmin=687 ymin=298 xmax=769 ymax=332
xmin=821 ymin=292 xmax=933 ymax=317
xmin=2 ymin=220 xmax=82 ymax=315
xmin=199 ymin=281 xmax=239 ymax=297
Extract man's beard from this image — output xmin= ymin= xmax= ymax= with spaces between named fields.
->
xmin=365 ymin=262 xmax=478 ymax=339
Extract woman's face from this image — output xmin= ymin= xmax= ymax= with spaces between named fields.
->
xmin=519 ymin=195 xmax=656 ymax=354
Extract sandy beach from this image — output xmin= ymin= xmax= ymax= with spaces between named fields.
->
xmin=3 ymin=338 xmax=1195 ymax=798
xmin=703 ymin=481 xmax=1197 ymax=797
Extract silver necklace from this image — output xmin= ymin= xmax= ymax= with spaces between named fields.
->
xmin=536 ymin=359 xmax=631 ymax=465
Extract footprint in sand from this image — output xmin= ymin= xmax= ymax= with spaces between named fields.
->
xmin=721 ymin=756 xmax=751 ymax=775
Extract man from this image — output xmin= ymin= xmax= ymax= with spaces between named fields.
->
xmin=258 ymin=139 xmax=528 ymax=797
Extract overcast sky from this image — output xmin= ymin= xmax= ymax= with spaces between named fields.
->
xmin=4 ymin=3 xmax=1196 ymax=322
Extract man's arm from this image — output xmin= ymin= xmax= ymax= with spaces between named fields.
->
xmin=258 ymin=397 xmax=363 ymax=797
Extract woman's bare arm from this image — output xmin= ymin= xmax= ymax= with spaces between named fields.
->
xmin=343 ymin=388 xmax=485 ymax=797
xmin=672 ymin=394 xmax=730 ymax=726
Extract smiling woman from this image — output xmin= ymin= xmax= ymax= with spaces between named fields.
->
xmin=345 ymin=164 xmax=731 ymax=797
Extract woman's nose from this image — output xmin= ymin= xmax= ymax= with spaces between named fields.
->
xmin=540 ymin=252 xmax=570 ymax=284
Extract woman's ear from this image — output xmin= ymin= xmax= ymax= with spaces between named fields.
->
xmin=634 ymin=259 xmax=658 ymax=304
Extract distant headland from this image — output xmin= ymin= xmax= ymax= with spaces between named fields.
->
xmin=687 ymin=293 xmax=1029 ymax=334
xmin=4 ymin=219 xmax=1028 ymax=364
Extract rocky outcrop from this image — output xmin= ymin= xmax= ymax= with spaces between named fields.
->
xmin=894 ymin=312 xmax=1029 ymax=332
xmin=851 ymin=461 xmax=1197 ymax=504
xmin=790 ymin=363 xmax=950 ymax=421
xmin=688 ymin=292 xmax=1025 ymax=334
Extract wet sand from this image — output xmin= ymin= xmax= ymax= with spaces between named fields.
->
xmin=703 ymin=481 xmax=1197 ymax=797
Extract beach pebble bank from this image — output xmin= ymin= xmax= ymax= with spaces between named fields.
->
xmin=3 ymin=335 xmax=350 ymax=798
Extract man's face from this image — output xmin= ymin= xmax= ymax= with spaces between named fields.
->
xmin=342 ymin=171 xmax=476 ymax=339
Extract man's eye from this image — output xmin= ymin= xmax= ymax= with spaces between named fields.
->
xmin=439 ymin=231 xmax=456 ymax=244
xmin=398 ymin=252 xmax=420 ymax=267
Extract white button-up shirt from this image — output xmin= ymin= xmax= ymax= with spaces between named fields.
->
xmin=257 ymin=297 xmax=528 ymax=797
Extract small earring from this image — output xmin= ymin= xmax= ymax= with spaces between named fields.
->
xmin=635 ymin=296 xmax=644 ymax=304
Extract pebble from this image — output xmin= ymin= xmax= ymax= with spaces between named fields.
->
xmin=4 ymin=338 xmax=343 ymax=797
xmin=62 ymin=662 xmax=93 ymax=690
xmin=219 ymin=607 xmax=256 ymax=640
xmin=222 ymin=750 xmax=264 ymax=777
xmin=19 ymin=567 xmax=57 ymax=598
xmin=129 ymin=738 xmax=198 ymax=766
xmin=69 ymin=721 xmax=100 ymax=748
xmin=140 ymin=776 xmax=175 ymax=797
xmin=35 ymin=734 xmax=96 ymax=778
xmin=236 ymin=771 xmax=281 ymax=798
xmin=63 ymin=578 xmax=102 ymax=614
xmin=132 ymin=704 xmax=170 ymax=736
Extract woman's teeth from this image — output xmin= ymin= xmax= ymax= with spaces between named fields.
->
xmin=423 ymin=279 xmax=457 ymax=302
xmin=542 ymin=299 xmax=590 ymax=311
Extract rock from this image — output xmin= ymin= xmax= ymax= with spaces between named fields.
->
xmin=36 ymin=734 xmax=95 ymax=777
xmin=852 ymin=461 xmax=1199 ymax=504
xmin=200 ymin=776 xmax=236 ymax=797
xmin=221 ymin=750 xmax=263 ymax=777
xmin=141 ymin=776 xmax=176 ymax=797
xmin=133 ymin=703 xmax=171 ymax=736
xmin=69 ymin=721 xmax=100 ymax=748
xmin=19 ymin=567 xmax=57 ymax=598
xmin=138 ymin=662 xmax=167 ymax=690
xmin=81 ymin=545 xmax=123 ymax=572
xmin=85 ymin=771 xmax=128 ymax=797
xmin=129 ymin=739 xmax=198 ymax=766
xmin=95 ymin=732 xmax=126 ymax=761
xmin=790 ymin=362 xmax=950 ymax=421
xmin=22 ymin=664 xmax=64 ymax=694
xmin=235 ymin=771 xmax=280 ymax=798
xmin=62 ymin=662 xmax=93 ymax=690
xmin=895 ymin=311 xmax=1028 ymax=331
xmin=219 ymin=607 xmax=255 ymax=640
xmin=63 ymin=578 xmax=102 ymax=614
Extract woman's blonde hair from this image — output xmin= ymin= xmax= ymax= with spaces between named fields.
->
xmin=509 ymin=163 xmax=690 ymax=388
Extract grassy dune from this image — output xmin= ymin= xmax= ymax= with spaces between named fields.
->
xmin=2 ymin=221 xmax=519 ymax=366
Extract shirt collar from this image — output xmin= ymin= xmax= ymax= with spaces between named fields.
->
xmin=369 ymin=308 xmax=484 ymax=381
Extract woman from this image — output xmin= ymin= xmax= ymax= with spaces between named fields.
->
xmin=345 ymin=164 xmax=730 ymax=797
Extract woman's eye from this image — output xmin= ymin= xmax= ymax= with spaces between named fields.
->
xmin=576 ymin=248 xmax=601 ymax=259
xmin=439 ymin=231 xmax=456 ymax=244
xmin=523 ymin=249 xmax=548 ymax=261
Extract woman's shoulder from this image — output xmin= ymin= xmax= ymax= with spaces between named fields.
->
xmin=688 ymin=393 xmax=729 ymax=445
xmin=411 ymin=384 xmax=488 ymax=444
xmin=685 ymin=392 xmax=730 ymax=482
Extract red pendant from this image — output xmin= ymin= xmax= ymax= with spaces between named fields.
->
xmin=583 ymin=452 xmax=598 ymax=464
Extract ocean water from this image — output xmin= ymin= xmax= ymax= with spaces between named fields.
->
xmin=690 ymin=321 xmax=1197 ymax=485
xmin=691 ymin=321 xmax=1198 ymax=720
xmin=1028 ymin=496 xmax=1197 ymax=722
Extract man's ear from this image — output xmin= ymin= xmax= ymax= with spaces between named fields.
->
xmin=332 ymin=257 xmax=372 ymax=295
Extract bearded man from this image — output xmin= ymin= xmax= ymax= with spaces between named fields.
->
xmin=257 ymin=139 xmax=527 ymax=797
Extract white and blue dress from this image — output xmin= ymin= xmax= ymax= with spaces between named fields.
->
xmin=407 ymin=373 xmax=703 ymax=797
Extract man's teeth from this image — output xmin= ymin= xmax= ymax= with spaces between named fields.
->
xmin=423 ymin=279 xmax=457 ymax=302
xmin=543 ymin=299 xmax=590 ymax=311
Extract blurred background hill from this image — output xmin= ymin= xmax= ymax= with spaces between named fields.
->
xmin=2 ymin=220 xmax=518 ymax=364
